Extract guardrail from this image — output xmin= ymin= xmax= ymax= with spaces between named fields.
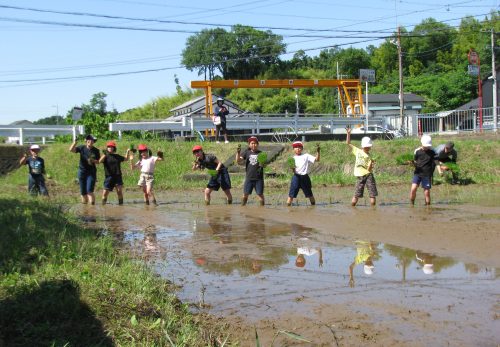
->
xmin=416 ymin=107 xmax=499 ymax=134
xmin=0 ymin=125 xmax=85 ymax=145
xmin=109 ymin=115 xmax=375 ymax=136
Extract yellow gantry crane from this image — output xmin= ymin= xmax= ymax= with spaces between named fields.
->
xmin=190 ymin=79 xmax=365 ymax=116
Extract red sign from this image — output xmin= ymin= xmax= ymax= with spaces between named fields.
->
xmin=468 ymin=50 xmax=478 ymax=65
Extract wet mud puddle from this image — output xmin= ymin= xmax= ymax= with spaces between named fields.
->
xmin=85 ymin=203 xmax=500 ymax=346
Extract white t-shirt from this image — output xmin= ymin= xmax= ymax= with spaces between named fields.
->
xmin=293 ymin=153 xmax=316 ymax=175
xmin=297 ymin=246 xmax=319 ymax=256
xmin=137 ymin=156 xmax=158 ymax=173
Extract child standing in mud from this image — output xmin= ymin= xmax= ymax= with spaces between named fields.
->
xmin=69 ymin=134 xmax=100 ymax=205
xmin=191 ymin=145 xmax=233 ymax=205
xmin=286 ymin=141 xmax=320 ymax=206
xmin=410 ymin=135 xmax=436 ymax=206
xmin=19 ymin=144 xmax=49 ymax=196
xmin=236 ymin=136 xmax=265 ymax=206
xmin=129 ymin=144 xmax=163 ymax=205
xmin=346 ymin=126 xmax=378 ymax=206
xmin=99 ymin=141 xmax=128 ymax=205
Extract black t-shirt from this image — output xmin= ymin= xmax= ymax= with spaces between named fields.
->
xmin=25 ymin=156 xmax=45 ymax=175
xmin=75 ymin=145 xmax=100 ymax=174
xmin=241 ymin=149 xmax=263 ymax=181
xmin=414 ymin=148 xmax=436 ymax=177
xmin=214 ymin=105 xmax=229 ymax=122
xmin=196 ymin=153 xmax=222 ymax=170
xmin=102 ymin=153 xmax=126 ymax=176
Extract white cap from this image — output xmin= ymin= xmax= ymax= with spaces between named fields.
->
xmin=361 ymin=137 xmax=373 ymax=148
xmin=420 ymin=134 xmax=432 ymax=147
xmin=364 ymin=264 xmax=375 ymax=275
xmin=423 ymin=264 xmax=434 ymax=275
xmin=30 ymin=144 xmax=40 ymax=150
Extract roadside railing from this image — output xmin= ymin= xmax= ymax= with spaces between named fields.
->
xmin=0 ymin=125 xmax=85 ymax=145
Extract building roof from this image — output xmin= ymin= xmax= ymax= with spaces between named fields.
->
xmin=456 ymin=97 xmax=479 ymax=110
xmin=367 ymin=93 xmax=425 ymax=103
xmin=169 ymin=95 xmax=206 ymax=112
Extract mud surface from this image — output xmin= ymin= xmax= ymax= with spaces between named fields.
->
xmin=76 ymin=187 xmax=500 ymax=347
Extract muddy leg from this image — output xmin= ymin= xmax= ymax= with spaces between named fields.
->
xmin=257 ymin=194 xmax=265 ymax=206
xmin=116 ymin=186 xmax=124 ymax=205
xmin=204 ymin=188 xmax=212 ymax=205
xmin=241 ymin=195 xmax=248 ymax=206
xmin=102 ymin=189 xmax=110 ymax=205
xmin=410 ymin=184 xmax=418 ymax=205
xmin=424 ymin=189 xmax=431 ymax=205
xmin=223 ymin=189 xmax=232 ymax=204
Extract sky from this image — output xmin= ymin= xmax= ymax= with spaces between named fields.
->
xmin=0 ymin=0 xmax=498 ymax=124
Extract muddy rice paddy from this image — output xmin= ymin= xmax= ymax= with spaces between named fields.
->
xmin=76 ymin=185 xmax=500 ymax=346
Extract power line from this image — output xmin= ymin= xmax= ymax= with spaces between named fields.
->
xmin=0 ymin=38 xmax=380 ymax=85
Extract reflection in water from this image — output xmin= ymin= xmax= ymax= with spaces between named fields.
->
xmin=191 ymin=210 xmax=314 ymax=276
xmin=416 ymin=251 xmax=435 ymax=274
xmin=349 ymin=241 xmax=380 ymax=287
xmin=295 ymin=239 xmax=323 ymax=268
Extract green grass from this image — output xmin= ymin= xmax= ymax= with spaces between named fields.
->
xmin=1 ymin=136 xmax=499 ymax=196
xmin=0 ymin=196 xmax=232 ymax=346
xmin=395 ymin=153 xmax=414 ymax=165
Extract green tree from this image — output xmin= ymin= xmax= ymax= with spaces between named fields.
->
xmin=34 ymin=115 xmax=66 ymax=125
xmin=182 ymin=25 xmax=285 ymax=80
xmin=68 ymin=92 xmax=118 ymax=139
xmin=182 ymin=28 xmax=229 ymax=80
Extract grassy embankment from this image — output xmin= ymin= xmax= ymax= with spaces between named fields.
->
xmin=1 ymin=136 xmax=499 ymax=198
xmin=0 ymin=197 xmax=232 ymax=346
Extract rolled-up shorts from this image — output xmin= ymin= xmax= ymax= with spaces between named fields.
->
xmin=207 ymin=167 xmax=231 ymax=191
xmin=354 ymin=173 xmax=378 ymax=198
xmin=288 ymin=174 xmax=313 ymax=198
xmin=244 ymin=179 xmax=264 ymax=195
xmin=412 ymin=175 xmax=432 ymax=189
xmin=104 ymin=175 xmax=123 ymax=191
xmin=78 ymin=170 xmax=96 ymax=195
xmin=138 ymin=173 xmax=154 ymax=187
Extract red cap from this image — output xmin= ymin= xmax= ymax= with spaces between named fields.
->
xmin=247 ymin=136 xmax=259 ymax=144
xmin=106 ymin=141 xmax=116 ymax=148
xmin=292 ymin=141 xmax=303 ymax=148
xmin=137 ymin=144 xmax=148 ymax=151
xmin=192 ymin=145 xmax=203 ymax=153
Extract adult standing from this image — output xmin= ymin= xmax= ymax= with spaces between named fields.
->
xmin=434 ymin=141 xmax=458 ymax=183
xmin=213 ymin=97 xmax=229 ymax=144
xmin=69 ymin=134 xmax=100 ymax=204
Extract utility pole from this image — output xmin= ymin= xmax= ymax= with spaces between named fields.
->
xmin=397 ymin=27 xmax=405 ymax=129
xmin=492 ymin=29 xmax=498 ymax=132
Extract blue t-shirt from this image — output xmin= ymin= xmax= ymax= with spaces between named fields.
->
xmin=25 ymin=156 xmax=45 ymax=175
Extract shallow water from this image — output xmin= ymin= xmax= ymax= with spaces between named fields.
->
xmin=77 ymin=196 xmax=500 ymax=346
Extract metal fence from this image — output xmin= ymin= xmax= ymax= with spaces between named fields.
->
xmin=0 ymin=125 xmax=85 ymax=145
xmin=109 ymin=114 xmax=377 ymax=137
xmin=416 ymin=107 xmax=499 ymax=134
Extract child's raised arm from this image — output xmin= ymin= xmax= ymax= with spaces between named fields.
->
xmin=235 ymin=144 xmax=244 ymax=165
xmin=315 ymin=143 xmax=321 ymax=162
xmin=345 ymin=126 xmax=352 ymax=146
xmin=156 ymin=150 xmax=164 ymax=161
xmin=69 ymin=139 xmax=78 ymax=153
xmin=19 ymin=152 xmax=28 ymax=165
